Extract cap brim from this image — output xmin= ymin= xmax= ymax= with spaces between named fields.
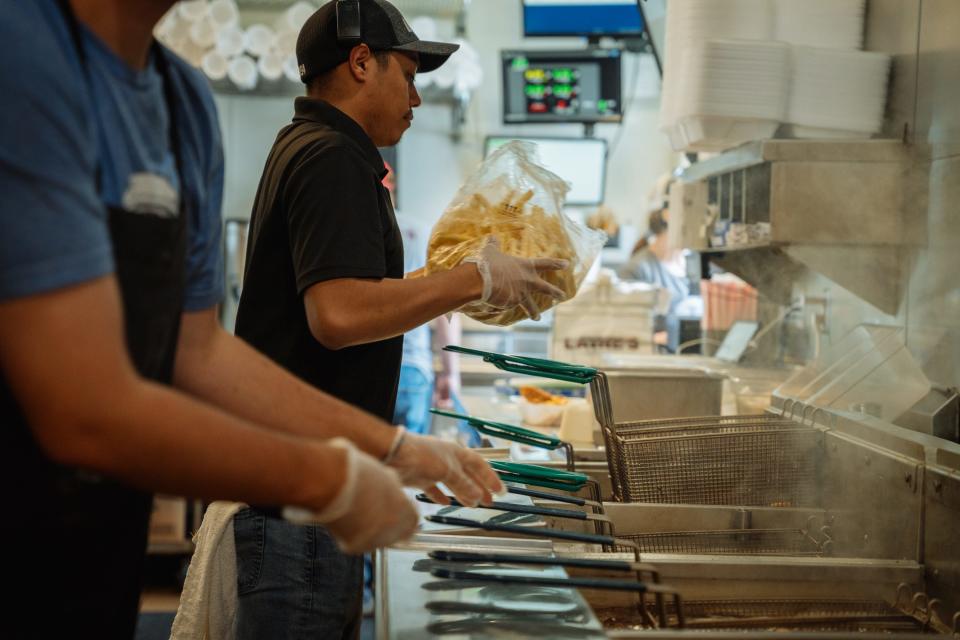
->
xmin=392 ymin=40 xmax=459 ymax=73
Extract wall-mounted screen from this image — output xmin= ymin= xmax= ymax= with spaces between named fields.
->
xmin=485 ymin=136 xmax=608 ymax=206
xmin=501 ymin=49 xmax=623 ymax=124
xmin=523 ymin=0 xmax=644 ymax=38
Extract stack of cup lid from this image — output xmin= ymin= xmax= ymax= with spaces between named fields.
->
xmin=774 ymin=0 xmax=866 ymax=49
xmin=671 ymin=39 xmax=789 ymax=152
xmin=784 ymin=46 xmax=891 ymax=138
xmin=660 ymin=0 xmax=775 ymax=151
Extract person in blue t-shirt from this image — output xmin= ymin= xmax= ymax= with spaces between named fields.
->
xmin=0 ymin=2 xmax=501 ymax=637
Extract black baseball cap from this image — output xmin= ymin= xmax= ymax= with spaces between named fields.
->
xmin=296 ymin=0 xmax=460 ymax=83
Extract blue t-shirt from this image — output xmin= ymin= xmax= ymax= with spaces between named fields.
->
xmin=0 ymin=1 xmax=224 ymax=310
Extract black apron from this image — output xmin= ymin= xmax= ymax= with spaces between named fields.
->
xmin=1 ymin=3 xmax=188 ymax=637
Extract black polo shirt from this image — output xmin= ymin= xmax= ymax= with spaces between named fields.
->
xmin=235 ymin=98 xmax=404 ymax=421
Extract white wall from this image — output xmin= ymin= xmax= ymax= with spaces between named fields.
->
xmin=213 ymin=0 xmax=675 ymax=229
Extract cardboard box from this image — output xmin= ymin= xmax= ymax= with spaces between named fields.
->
xmin=148 ymin=495 xmax=188 ymax=545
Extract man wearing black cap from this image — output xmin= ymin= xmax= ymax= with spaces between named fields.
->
xmin=233 ymin=0 xmax=567 ymax=637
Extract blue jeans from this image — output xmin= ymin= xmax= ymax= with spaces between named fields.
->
xmin=392 ymin=364 xmax=481 ymax=446
xmin=392 ymin=365 xmax=433 ymax=434
xmin=234 ymin=508 xmax=363 ymax=640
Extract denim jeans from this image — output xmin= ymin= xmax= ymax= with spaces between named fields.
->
xmin=234 ymin=508 xmax=363 ymax=640
xmin=392 ymin=364 xmax=433 ymax=434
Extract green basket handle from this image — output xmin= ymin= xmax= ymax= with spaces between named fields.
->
xmin=490 ymin=460 xmax=588 ymax=492
xmin=430 ymin=409 xmax=564 ymax=450
xmin=444 ymin=346 xmax=598 ymax=384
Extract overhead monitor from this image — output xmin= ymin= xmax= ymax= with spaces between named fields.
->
xmin=501 ymin=49 xmax=623 ymax=124
xmin=523 ymin=0 xmax=644 ymax=38
xmin=484 ymin=136 xmax=608 ymax=206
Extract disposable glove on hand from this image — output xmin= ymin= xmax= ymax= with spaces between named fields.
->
xmin=283 ymin=438 xmax=418 ymax=554
xmin=388 ymin=431 xmax=505 ymax=508
xmin=463 ymin=237 xmax=569 ymax=321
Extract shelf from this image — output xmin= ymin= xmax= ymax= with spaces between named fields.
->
xmin=700 ymin=242 xmax=786 ymax=254
xmin=147 ymin=540 xmax=195 ymax=556
xmin=236 ymin=0 xmax=466 ymax=20
xmin=676 ymin=139 xmax=918 ymax=314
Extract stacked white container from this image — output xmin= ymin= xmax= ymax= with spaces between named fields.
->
xmin=673 ymin=39 xmax=789 ymax=152
xmin=774 ymin=0 xmax=865 ymax=49
xmin=660 ymin=0 xmax=891 ymax=151
xmin=784 ymin=47 xmax=891 ymax=139
xmin=660 ymin=0 xmax=777 ymax=152
xmin=155 ymin=0 xmax=313 ymax=91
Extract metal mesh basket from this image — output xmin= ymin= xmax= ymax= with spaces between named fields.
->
xmin=664 ymin=599 xmax=932 ymax=632
xmin=604 ymin=415 xmax=822 ymax=506
xmin=614 ymin=527 xmax=826 ymax=556
xmin=599 ymin=599 xmax=933 ymax=633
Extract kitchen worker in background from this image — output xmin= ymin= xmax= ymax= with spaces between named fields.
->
xmin=618 ymin=208 xmax=693 ymax=352
xmin=392 ymin=213 xmax=470 ymax=435
xmin=0 ymin=2 xmax=503 ymax=637
xmin=233 ymin=1 xmax=567 ymax=637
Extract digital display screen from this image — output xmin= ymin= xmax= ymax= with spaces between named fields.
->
xmin=501 ymin=49 xmax=622 ymax=124
xmin=485 ymin=136 xmax=608 ymax=206
xmin=523 ymin=0 xmax=644 ymax=38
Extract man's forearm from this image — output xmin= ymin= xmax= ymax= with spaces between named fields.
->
xmin=174 ymin=309 xmax=398 ymax=459
xmin=76 ymin=378 xmax=346 ymax=511
xmin=305 ymin=263 xmax=483 ymax=350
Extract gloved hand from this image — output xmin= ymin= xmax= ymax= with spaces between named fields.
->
xmin=284 ymin=438 xmax=418 ymax=554
xmin=387 ymin=430 xmax=505 ymax=507
xmin=464 ymin=237 xmax=569 ymax=321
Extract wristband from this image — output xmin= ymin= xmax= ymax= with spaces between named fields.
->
xmin=383 ymin=426 xmax=407 ymax=465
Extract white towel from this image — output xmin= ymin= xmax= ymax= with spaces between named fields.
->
xmin=169 ymin=502 xmax=246 ymax=640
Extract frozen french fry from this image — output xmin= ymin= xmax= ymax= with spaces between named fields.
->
xmin=425 ymin=141 xmax=606 ymax=326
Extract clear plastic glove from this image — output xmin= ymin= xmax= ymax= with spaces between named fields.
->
xmin=283 ymin=438 xmax=418 ymax=554
xmin=387 ymin=431 xmax=505 ymax=507
xmin=464 ymin=237 xmax=569 ymax=321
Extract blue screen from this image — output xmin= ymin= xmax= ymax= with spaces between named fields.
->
xmin=524 ymin=2 xmax=644 ymax=37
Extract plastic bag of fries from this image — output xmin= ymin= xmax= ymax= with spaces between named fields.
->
xmin=426 ymin=141 xmax=606 ymax=326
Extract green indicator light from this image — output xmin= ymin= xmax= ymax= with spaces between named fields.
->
xmin=511 ymin=56 xmax=529 ymax=71
xmin=597 ymin=100 xmax=608 ymax=111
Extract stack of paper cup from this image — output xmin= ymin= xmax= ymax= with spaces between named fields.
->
xmin=188 ymin=15 xmax=218 ymax=49
xmin=208 ymin=0 xmax=239 ymax=30
xmin=227 ymin=54 xmax=258 ymax=91
xmin=215 ymin=25 xmax=244 ymax=58
xmin=258 ymin=52 xmax=286 ymax=82
xmin=177 ymin=0 xmax=209 ymax=22
xmin=243 ymin=24 xmax=275 ymax=58
xmin=201 ymin=50 xmax=229 ymax=81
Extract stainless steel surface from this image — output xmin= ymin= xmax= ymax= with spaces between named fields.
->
xmin=677 ymin=140 xmax=917 ymax=314
xmin=866 ymin=0 xmax=921 ymax=141
xmin=600 ymin=597 xmax=937 ymax=634
xmin=375 ymin=534 xmax=607 ymax=639
xmin=593 ymin=368 xmax=725 ymax=425
xmin=610 ymin=632 xmax=933 ymax=640
xmin=915 ymin=0 xmax=960 ymax=159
